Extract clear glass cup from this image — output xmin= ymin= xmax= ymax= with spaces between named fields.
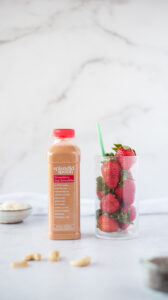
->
xmin=96 ymin=155 xmax=139 ymax=239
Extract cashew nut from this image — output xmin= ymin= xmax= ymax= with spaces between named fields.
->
xmin=48 ymin=250 xmax=60 ymax=262
xmin=24 ymin=253 xmax=41 ymax=261
xmin=11 ymin=261 xmax=29 ymax=268
xmin=70 ymin=256 xmax=91 ymax=267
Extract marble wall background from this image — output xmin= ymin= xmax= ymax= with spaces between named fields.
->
xmin=0 ymin=0 xmax=168 ymax=201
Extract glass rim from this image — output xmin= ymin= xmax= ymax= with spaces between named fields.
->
xmin=95 ymin=155 xmax=139 ymax=158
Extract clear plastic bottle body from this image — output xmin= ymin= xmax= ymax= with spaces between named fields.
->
xmin=96 ymin=155 xmax=138 ymax=239
xmin=48 ymin=136 xmax=80 ymax=240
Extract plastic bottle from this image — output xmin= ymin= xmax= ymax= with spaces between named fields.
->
xmin=48 ymin=129 xmax=81 ymax=240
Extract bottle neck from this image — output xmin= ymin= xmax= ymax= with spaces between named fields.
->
xmin=53 ymin=137 xmax=74 ymax=144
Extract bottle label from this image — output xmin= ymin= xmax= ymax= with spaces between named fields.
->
xmin=53 ymin=175 xmax=74 ymax=183
xmin=51 ymin=163 xmax=77 ymax=232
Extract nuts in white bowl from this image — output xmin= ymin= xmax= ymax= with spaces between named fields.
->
xmin=0 ymin=201 xmax=32 ymax=224
xmin=0 ymin=202 xmax=29 ymax=211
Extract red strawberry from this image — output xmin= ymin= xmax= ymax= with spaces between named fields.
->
xmin=100 ymin=193 xmax=120 ymax=213
xmin=115 ymin=180 xmax=135 ymax=206
xmin=119 ymin=206 xmax=136 ymax=230
xmin=101 ymin=160 xmax=120 ymax=188
xmin=123 ymin=206 xmax=136 ymax=221
xmin=96 ymin=191 xmax=104 ymax=200
xmin=114 ymin=186 xmax=123 ymax=200
xmin=112 ymin=144 xmax=136 ymax=170
xmin=98 ymin=215 xmax=119 ymax=232
xmin=119 ymin=223 xmax=130 ymax=230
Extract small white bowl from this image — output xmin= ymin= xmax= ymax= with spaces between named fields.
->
xmin=0 ymin=204 xmax=32 ymax=224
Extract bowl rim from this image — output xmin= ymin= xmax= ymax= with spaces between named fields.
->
xmin=140 ymin=255 xmax=168 ymax=274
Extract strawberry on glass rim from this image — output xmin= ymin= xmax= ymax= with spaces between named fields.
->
xmin=112 ymin=144 xmax=136 ymax=170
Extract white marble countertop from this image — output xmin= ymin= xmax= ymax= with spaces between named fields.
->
xmin=0 ymin=214 xmax=168 ymax=300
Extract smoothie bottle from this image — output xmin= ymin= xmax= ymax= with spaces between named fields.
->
xmin=48 ymin=129 xmax=81 ymax=240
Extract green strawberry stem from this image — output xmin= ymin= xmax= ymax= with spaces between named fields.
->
xmin=96 ymin=123 xmax=105 ymax=156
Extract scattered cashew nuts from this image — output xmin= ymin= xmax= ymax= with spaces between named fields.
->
xmin=11 ymin=261 xmax=29 ymax=268
xmin=70 ymin=256 xmax=91 ymax=267
xmin=24 ymin=253 xmax=42 ymax=261
xmin=11 ymin=251 xmax=91 ymax=268
xmin=48 ymin=250 xmax=60 ymax=262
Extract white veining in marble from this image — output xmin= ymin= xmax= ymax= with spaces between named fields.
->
xmin=0 ymin=0 xmax=168 ymax=201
